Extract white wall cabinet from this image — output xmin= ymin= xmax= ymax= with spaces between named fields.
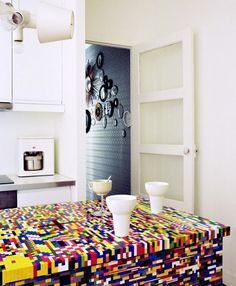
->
xmin=17 ymin=186 xmax=72 ymax=207
xmin=0 ymin=27 xmax=12 ymax=103
xmin=12 ymin=0 xmax=64 ymax=112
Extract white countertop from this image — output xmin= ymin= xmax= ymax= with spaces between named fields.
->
xmin=0 ymin=174 xmax=76 ymax=192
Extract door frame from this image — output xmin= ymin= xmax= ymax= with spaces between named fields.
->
xmin=83 ymin=41 xmax=132 ymax=199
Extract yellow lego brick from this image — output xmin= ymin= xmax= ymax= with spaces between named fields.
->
xmin=37 ymin=245 xmax=52 ymax=253
xmin=2 ymin=255 xmax=33 ymax=284
xmin=37 ymin=261 xmax=48 ymax=276
xmin=97 ymin=257 xmax=103 ymax=264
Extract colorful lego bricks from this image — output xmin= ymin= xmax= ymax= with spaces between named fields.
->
xmin=0 ymin=198 xmax=230 ymax=285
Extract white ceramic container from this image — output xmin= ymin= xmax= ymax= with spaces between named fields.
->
xmin=106 ymin=195 xmax=137 ymax=237
xmin=145 ymin=181 xmax=169 ymax=214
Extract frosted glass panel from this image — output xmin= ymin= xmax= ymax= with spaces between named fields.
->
xmin=140 ymin=154 xmax=183 ymax=201
xmin=140 ymin=99 xmax=183 ymax=144
xmin=140 ymin=42 xmax=183 ymax=93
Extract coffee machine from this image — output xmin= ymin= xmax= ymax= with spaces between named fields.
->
xmin=18 ymin=137 xmax=54 ymax=177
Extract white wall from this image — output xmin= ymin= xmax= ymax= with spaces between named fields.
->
xmin=0 ymin=0 xmax=86 ymax=201
xmin=56 ymin=0 xmax=86 ymax=201
xmin=86 ymin=0 xmax=236 ymax=284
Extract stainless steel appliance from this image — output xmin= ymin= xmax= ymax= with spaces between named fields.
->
xmin=0 ymin=102 xmax=12 ymax=110
xmin=18 ymin=137 xmax=54 ymax=177
xmin=0 ymin=175 xmax=14 ymax=184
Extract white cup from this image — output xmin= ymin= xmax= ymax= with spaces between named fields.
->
xmin=106 ymin=195 xmax=137 ymax=237
xmin=145 ymin=181 xmax=169 ymax=214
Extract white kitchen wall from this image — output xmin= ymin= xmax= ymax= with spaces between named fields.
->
xmin=0 ymin=0 xmax=85 ymax=201
xmin=55 ymin=0 xmax=86 ymax=202
xmin=86 ymin=0 xmax=236 ymax=284
xmin=0 ymin=112 xmax=60 ymax=174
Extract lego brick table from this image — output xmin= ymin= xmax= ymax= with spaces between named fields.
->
xmin=0 ymin=198 xmax=230 ymax=285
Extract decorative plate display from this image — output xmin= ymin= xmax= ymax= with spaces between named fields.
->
xmin=85 ymin=51 xmax=130 ymax=137
xmin=111 ymin=85 xmax=118 ymax=96
xmin=95 ymin=102 xmax=103 ymax=121
xmin=96 ymin=52 xmax=104 ymax=69
xmin=117 ymin=103 xmax=124 ymax=119
xmin=99 ymin=85 xmax=108 ymax=102
xmin=123 ymin=111 xmax=131 ymax=127
xmin=86 ymin=109 xmax=91 ymax=133
xmin=104 ymin=101 xmax=114 ymax=118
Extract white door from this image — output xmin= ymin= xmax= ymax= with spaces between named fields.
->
xmin=131 ymin=29 xmax=195 ymax=212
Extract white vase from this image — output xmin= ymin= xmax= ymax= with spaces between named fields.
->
xmin=106 ymin=195 xmax=137 ymax=237
xmin=145 ymin=182 xmax=169 ymax=214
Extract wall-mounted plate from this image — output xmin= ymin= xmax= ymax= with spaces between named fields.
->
xmin=98 ymin=69 xmax=104 ymax=82
xmin=114 ymin=119 xmax=118 ymax=127
xmin=123 ymin=111 xmax=131 ymax=127
xmin=96 ymin=52 xmax=104 ymax=69
xmin=118 ymin=103 xmax=124 ymax=118
xmin=86 ymin=109 xmax=91 ymax=133
xmin=99 ymin=85 xmax=108 ymax=102
xmin=103 ymin=116 xmax=107 ymax=129
xmin=95 ymin=102 xmax=103 ymax=121
xmin=111 ymin=85 xmax=118 ymax=96
xmin=113 ymin=98 xmax=119 ymax=107
xmin=104 ymin=101 xmax=114 ymax=118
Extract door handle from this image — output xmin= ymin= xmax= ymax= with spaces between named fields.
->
xmin=183 ymin=147 xmax=190 ymax=155
xmin=183 ymin=145 xmax=198 ymax=156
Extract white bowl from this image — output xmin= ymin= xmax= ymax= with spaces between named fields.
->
xmin=145 ymin=181 xmax=169 ymax=197
xmin=106 ymin=195 xmax=137 ymax=214
xmin=88 ymin=179 xmax=112 ymax=195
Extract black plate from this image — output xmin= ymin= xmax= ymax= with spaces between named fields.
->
xmin=99 ymin=85 xmax=108 ymax=102
xmin=86 ymin=109 xmax=91 ymax=133
xmin=107 ymin=79 xmax=113 ymax=89
xmin=96 ymin=52 xmax=104 ymax=69
xmin=113 ymin=98 xmax=119 ymax=107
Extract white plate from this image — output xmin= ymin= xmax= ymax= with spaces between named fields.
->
xmin=123 ymin=111 xmax=131 ymax=127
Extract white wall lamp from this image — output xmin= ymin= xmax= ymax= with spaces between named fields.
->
xmin=0 ymin=0 xmax=74 ymax=43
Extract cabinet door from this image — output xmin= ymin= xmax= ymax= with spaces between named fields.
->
xmin=12 ymin=0 xmax=63 ymax=105
xmin=0 ymin=28 xmax=12 ymax=102
xmin=0 ymin=191 xmax=17 ymax=209
xmin=17 ymin=187 xmax=72 ymax=207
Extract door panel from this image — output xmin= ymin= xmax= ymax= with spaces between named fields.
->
xmin=131 ymin=29 xmax=195 ymax=212
xmin=140 ymin=153 xmax=183 ymax=201
xmin=140 ymin=42 xmax=183 ymax=93
xmin=140 ymin=99 xmax=183 ymax=144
